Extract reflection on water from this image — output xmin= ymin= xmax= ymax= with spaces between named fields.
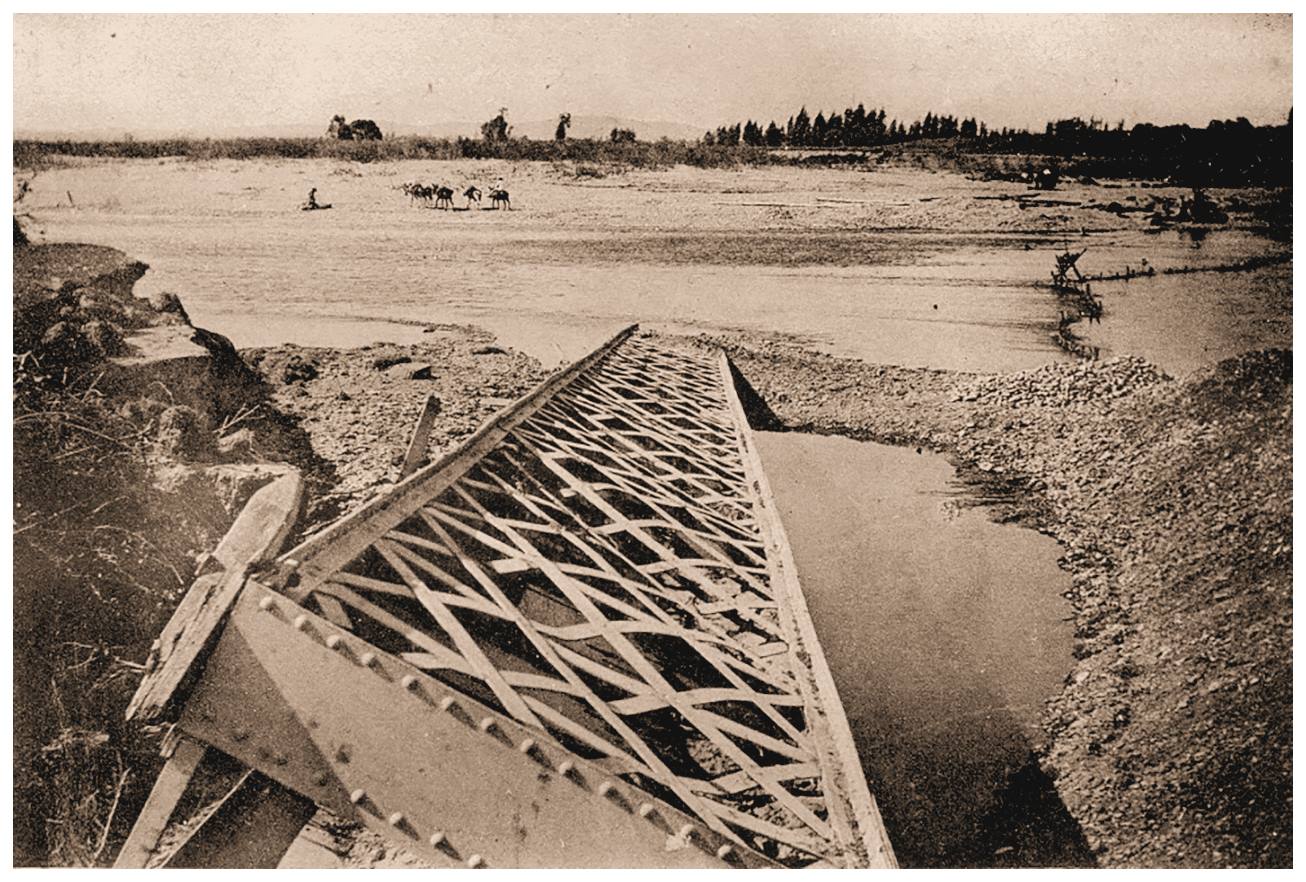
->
xmin=753 ymin=430 xmax=1094 ymax=867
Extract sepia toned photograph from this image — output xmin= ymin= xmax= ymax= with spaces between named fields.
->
xmin=10 ymin=11 xmax=1292 ymax=870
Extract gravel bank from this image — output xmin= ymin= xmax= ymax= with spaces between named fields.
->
xmin=245 ymin=329 xmax=551 ymax=529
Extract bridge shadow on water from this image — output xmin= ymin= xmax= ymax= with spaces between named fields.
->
xmin=852 ymin=697 xmax=1096 ymax=868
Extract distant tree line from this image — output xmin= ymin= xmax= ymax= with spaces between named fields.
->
xmin=707 ymin=105 xmax=973 ymax=148
xmin=14 ymin=106 xmax=1290 ymax=186
xmin=703 ymin=103 xmax=1291 ymax=185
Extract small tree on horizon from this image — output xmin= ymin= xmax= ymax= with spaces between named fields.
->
xmin=790 ymin=107 xmax=811 ymax=146
xmin=482 ymin=107 xmax=512 ymax=143
xmin=609 ymin=127 xmax=636 ymax=143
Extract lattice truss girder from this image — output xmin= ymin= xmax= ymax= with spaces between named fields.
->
xmin=281 ymin=334 xmax=852 ymax=866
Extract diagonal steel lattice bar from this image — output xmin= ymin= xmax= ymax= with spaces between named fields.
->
xmin=254 ymin=325 xmax=896 ymax=868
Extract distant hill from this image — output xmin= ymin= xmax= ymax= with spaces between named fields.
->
xmin=17 ymin=115 xmax=706 ymax=144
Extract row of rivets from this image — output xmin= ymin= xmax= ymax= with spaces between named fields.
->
xmin=255 ymin=595 xmax=492 ymax=867
xmin=264 ymin=592 xmax=739 ymax=867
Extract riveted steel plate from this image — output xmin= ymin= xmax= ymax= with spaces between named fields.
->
xmin=179 ymin=581 xmax=766 ymax=868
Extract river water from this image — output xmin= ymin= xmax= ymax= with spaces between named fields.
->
xmin=754 ymin=431 xmax=1094 ymax=867
xmin=24 ymin=159 xmax=1289 ymax=374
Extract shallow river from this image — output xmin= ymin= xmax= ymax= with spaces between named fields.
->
xmin=26 ymin=160 xmax=1289 ymax=375
xmin=754 ymin=431 xmax=1094 ymax=867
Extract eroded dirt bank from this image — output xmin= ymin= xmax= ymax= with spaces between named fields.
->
xmin=685 ymin=331 xmax=1291 ymax=868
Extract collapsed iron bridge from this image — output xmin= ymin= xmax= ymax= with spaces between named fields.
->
xmin=118 ymin=326 xmax=896 ymax=869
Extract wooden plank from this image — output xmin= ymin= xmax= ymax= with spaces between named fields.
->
xmin=209 ymin=467 xmax=305 ymax=572
xmin=113 ymin=736 xmax=208 ymax=868
xmin=717 ymin=351 xmax=898 ymax=869
xmin=280 ymin=324 xmax=638 ymax=598
xmin=163 ymin=771 xmax=318 ymax=869
xmin=125 ymin=470 xmax=305 ymax=722
xmin=398 ymin=394 xmax=441 ymax=480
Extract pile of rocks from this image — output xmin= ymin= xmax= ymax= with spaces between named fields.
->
xmin=247 ymin=333 xmax=550 ymax=514
xmin=953 ymin=356 xmax=1170 ymax=409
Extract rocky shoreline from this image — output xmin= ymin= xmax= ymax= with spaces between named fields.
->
xmin=13 ymin=241 xmax=1290 ymax=868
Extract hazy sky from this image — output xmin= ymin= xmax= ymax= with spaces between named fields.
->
xmin=13 ymin=13 xmax=1293 ymax=135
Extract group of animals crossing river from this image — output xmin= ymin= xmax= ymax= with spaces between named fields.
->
xmin=300 ymin=179 xmax=512 ymax=212
xmin=401 ymin=180 xmax=511 ymax=210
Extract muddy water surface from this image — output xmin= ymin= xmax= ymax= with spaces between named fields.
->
xmin=754 ymin=431 xmax=1093 ymax=867
xmin=26 ymin=159 xmax=1289 ymax=373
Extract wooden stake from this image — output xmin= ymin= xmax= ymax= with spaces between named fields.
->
xmin=398 ymin=394 xmax=441 ymax=480
xmin=113 ymin=736 xmax=208 ymax=868
xmin=126 ymin=469 xmax=304 ymax=722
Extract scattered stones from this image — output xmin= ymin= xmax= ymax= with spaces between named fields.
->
xmin=952 ymin=356 xmax=1170 ymax=409
xmin=280 ymin=354 xmax=319 ymax=384
xmin=385 ymin=362 xmax=433 ymax=381
xmin=248 ymin=330 xmax=548 ymax=508
xmin=371 ymin=354 xmax=412 ymax=371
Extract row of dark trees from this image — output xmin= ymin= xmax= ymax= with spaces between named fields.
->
xmin=704 ymin=105 xmax=997 ymax=148
xmin=704 ymin=104 xmax=1291 ymax=185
